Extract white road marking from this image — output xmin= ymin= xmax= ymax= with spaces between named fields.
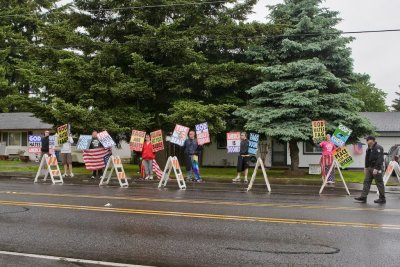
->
xmin=0 ymin=250 xmax=153 ymax=267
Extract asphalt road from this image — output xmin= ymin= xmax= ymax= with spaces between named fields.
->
xmin=0 ymin=180 xmax=400 ymax=266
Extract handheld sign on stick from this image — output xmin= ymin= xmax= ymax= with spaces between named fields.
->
xmin=130 ymin=130 xmax=146 ymax=151
xmin=170 ymin=125 xmax=189 ymax=146
xmin=150 ymin=130 xmax=164 ymax=152
xmin=195 ymin=122 xmax=211 ymax=145
xmin=311 ymin=121 xmax=326 ymax=143
xmin=227 ymin=132 xmax=240 ymax=153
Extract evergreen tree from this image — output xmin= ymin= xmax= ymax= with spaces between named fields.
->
xmin=236 ymin=0 xmax=374 ymax=172
xmin=392 ymin=89 xmax=400 ymax=111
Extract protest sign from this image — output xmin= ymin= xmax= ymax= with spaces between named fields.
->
xmin=195 ymin=122 xmax=210 ymax=145
xmin=150 ymin=130 xmax=164 ymax=152
xmin=331 ymin=124 xmax=352 ymax=147
xmin=248 ymin=133 xmax=260 ymax=155
xmin=227 ymin=132 xmax=241 ymax=153
xmin=97 ymin=131 xmax=116 ymax=148
xmin=130 ymin=130 xmax=146 ymax=152
xmin=49 ymin=135 xmax=56 ymax=155
xmin=334 ymin=146 xmax=354 ymax=169
xmin=170 ymin=124 xmax=189 ymax=146
xmin=28 ymin=135 xmax=42 ymax=154
xmin=312 ymin=120 xmax=326 ymax=142
xmin=77 ymin=135 xmax=92 ymax=150
xmin=57 ymin=124 xmax=69 ymax=145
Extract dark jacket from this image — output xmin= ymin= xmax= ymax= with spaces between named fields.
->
xmin=41 ymin=136 xmax=49 ymax=153
xmin=240 ymin=139 xmax=249 ymax=155
xmin=89 ymin=137 xmax=103 ymax=149
xmin=183 ymin=138 xmax=201 ymax=155
xmin=365 ymin=143 xmax=384 ymax=169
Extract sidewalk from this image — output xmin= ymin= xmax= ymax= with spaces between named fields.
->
xmin=1 ymin=171 xmax=400 ymax=194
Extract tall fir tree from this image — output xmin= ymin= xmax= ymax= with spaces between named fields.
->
xmin=392 ymin=89 xmax=400 ymax=111
xmin=236 ymin=0 xmax=374 ymax=172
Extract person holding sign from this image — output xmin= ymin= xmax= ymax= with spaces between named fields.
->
xmin=89 ymin=130 xmax=104 ymax=179
xmin=355 ymin=136 xmax=386 ymax=204
xmin=183 ymin=131 xmax=202 ymax=182
xmin=319 ymin=134 xmax=337 ymax=184
xmin=142 ymin=134 xmax=155 ymax=180
xmin=61 ymin=133 xmax=74 ymax=178
xmin=232 ymin=132 xmax=250 ymax=183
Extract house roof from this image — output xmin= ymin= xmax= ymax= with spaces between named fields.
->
xmin=361 ymin=112 xmax=400 ymax=132
xmin=0 ymin=112 xmax=53 ymax=130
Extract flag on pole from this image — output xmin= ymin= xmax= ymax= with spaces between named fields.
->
xmin=83 ymin=148 xmax=111 ymax=170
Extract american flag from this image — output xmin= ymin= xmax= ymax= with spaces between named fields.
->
xmin=83 ymin=148 xmax=111 ymax=170
xmin=353 ymin=143 xmax=364 ymax=155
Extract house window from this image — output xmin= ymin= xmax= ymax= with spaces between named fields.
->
xmin=216 ymin=133 xmax=227 ymax=149
xmin=303 ymin=142 xmax=322 ymax=154
xmin=0 ymin=132 xmax=28 ymax=146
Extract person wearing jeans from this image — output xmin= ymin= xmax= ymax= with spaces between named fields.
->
xmin=142 ymin=134 xmax=155 ymax=180
xmin=183 ymin=131 xmax=201 ymax=182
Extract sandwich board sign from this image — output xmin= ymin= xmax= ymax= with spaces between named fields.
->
xmin=100 ymin=156 xmax=129 ymax=188
xmin=34 ymin=154 xmax=63 ymax=184
xmin=319 ymin=159 xmax=350 ymax=195
xmin=247 ymin=157 xmax=271 ymax=192
xmin=158 ymin=156 xmax=186 ymax=190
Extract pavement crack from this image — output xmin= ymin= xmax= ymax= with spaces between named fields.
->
xmin=225 ymin=245 xmax=340 ymax=255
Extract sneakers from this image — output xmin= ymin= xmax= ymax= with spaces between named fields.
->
xmin=144 ymin=176 xmax=150 ymax=180
xmin=374 ymin=198 xmax=386 ymax=204
xmin=90 ymin=176 xmax=95 ymax=180
xmin=70 ymin=173 xmax=74 ymax=178
xmin=244 ymin=178 xmax=248 ymax=184
xmin=63 ymin=173 xmax=68 ymax=178
xmin=354 ymin=196 xmax=367 ymax=203
xmin=148 ymin=176 xmax=154 ymax=180
xmin=232 ymin=177 xmax=241 ymax=182
xmin=186 ymin=177 xmax=193 ymax=182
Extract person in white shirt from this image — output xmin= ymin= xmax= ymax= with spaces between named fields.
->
xmin=61 ymin=133 xmax=74 ymax=177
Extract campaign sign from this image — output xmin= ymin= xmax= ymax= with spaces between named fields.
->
xmin=57 ymin=124 xmax=69 ymax=145
xmin=248 ymin=133 xmax=259 ymax=155
xmin=150 ymin=130 xmax=164 ymax=152
xmin=331 ymin=124 xmax=352 ymax=147
xmin=49 ymin=135 xmax=56 ymax=155
xmin=312 ymin=120 xmax=326 ymax=142
xmin=170 ymin=124 xmax=189 ymax=147
xmin=97 ymin=131 xmax=116 ymax=149
xmin=77 ymin=135 xmax=92 ymax=150
xmin=28 ymin=135 xmax=42 ymax=154
xmin=227 ymin=132 xmax=241 ymax=153
xmin=130 ymin=130 xmax=146 ymax=152
xmin=334 ymin=146 xmax=354 ymax=169
xmin=195 ymin=122 xmax=210 ymax=145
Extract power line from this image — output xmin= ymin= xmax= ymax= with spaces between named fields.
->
xmin=0 ymin=1 xmax=229 ymax=18
xmin=2 ymin=28 xmax=400 ymax=50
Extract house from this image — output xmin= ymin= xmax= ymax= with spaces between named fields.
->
xmin=0 ymin=112 xmax=53 ymax=160
xmin=202 ymin=112 xmax=400 ymax=169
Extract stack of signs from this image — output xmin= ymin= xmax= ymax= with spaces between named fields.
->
xmin=150 ymin=130 xmax=164 ymax=152
xmin=49 ymin=135 xmax=56 ymax=155
xmin=331 ymin=124 xmax=352 ymax=147
xmin=170 ymin=124 xmax=189 ymax=146
xmin=312 ymin=120 xmax=326 ymax=142
xmin=57 ymin=124 xmax=69 ymax=145
xmin=195 ymin=122 xmax=210 ymax=145
xmin=28 ymin=135 xmax=42 ymax=154
xmin=97 ymin=131 xmax=116 ymax=149
xmin=227 ymin=132 xmax=240 ymax=153
xmin=334 ymin=146 xmax=354 ymax=169
xmin=130 ymin=130 xmax=146 ymax=152
xmin=248 ymin=133 xmax=259 ymax=155
xmin=77 ymin=135 xmax=92 ymax=150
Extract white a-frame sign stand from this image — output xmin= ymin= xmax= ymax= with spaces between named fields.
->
xmin=377 ymin=161 xmax=400 ymax=196
xmin=100 ymin=156 xmax=129 ymax=188
xmin=34 ymin=154 xmax=63 ymax=184
xmin=158 ymin=156 xmax=186 ymax=190
xmin=247 ymin=157 xmax=271 ymax=192
xmin=319 ymin=159 xmax=350 ymax=195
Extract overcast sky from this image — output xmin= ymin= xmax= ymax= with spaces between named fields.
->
xmin=249 ymin=0 xmax=400 ymax=107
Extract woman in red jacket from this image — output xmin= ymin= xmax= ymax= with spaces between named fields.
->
xmin=142 ymin=134 xmax=155 ymax=180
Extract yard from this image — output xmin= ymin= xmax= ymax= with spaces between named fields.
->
xmin=0 ymin=160 xmax=366 ymax=184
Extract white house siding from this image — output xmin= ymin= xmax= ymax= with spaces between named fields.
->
xmin=286 ymin=136 xmax=400 ymax=169
xmin=202 ymin=139 xmax=272 ymax=167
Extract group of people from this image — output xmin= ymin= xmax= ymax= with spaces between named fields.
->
xmin=38 ymin=128 xmax=388 ymax=203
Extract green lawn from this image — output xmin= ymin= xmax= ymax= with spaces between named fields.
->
xmin=0 ymin=159 xmax=365 ymax=184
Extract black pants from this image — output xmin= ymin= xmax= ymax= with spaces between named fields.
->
xmin=361 ymin=167 xmax=385 ymax=198
xmin=92 ymin=169 xmax=103 ymax=178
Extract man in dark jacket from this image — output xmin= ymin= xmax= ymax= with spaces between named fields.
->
xmin=182 ymin=131 xmax=201 ymax=182
xmin=355 ymin=136 xmax=386 ymax=204
xmin=233 ymin=132 xmax=250 ymax=183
